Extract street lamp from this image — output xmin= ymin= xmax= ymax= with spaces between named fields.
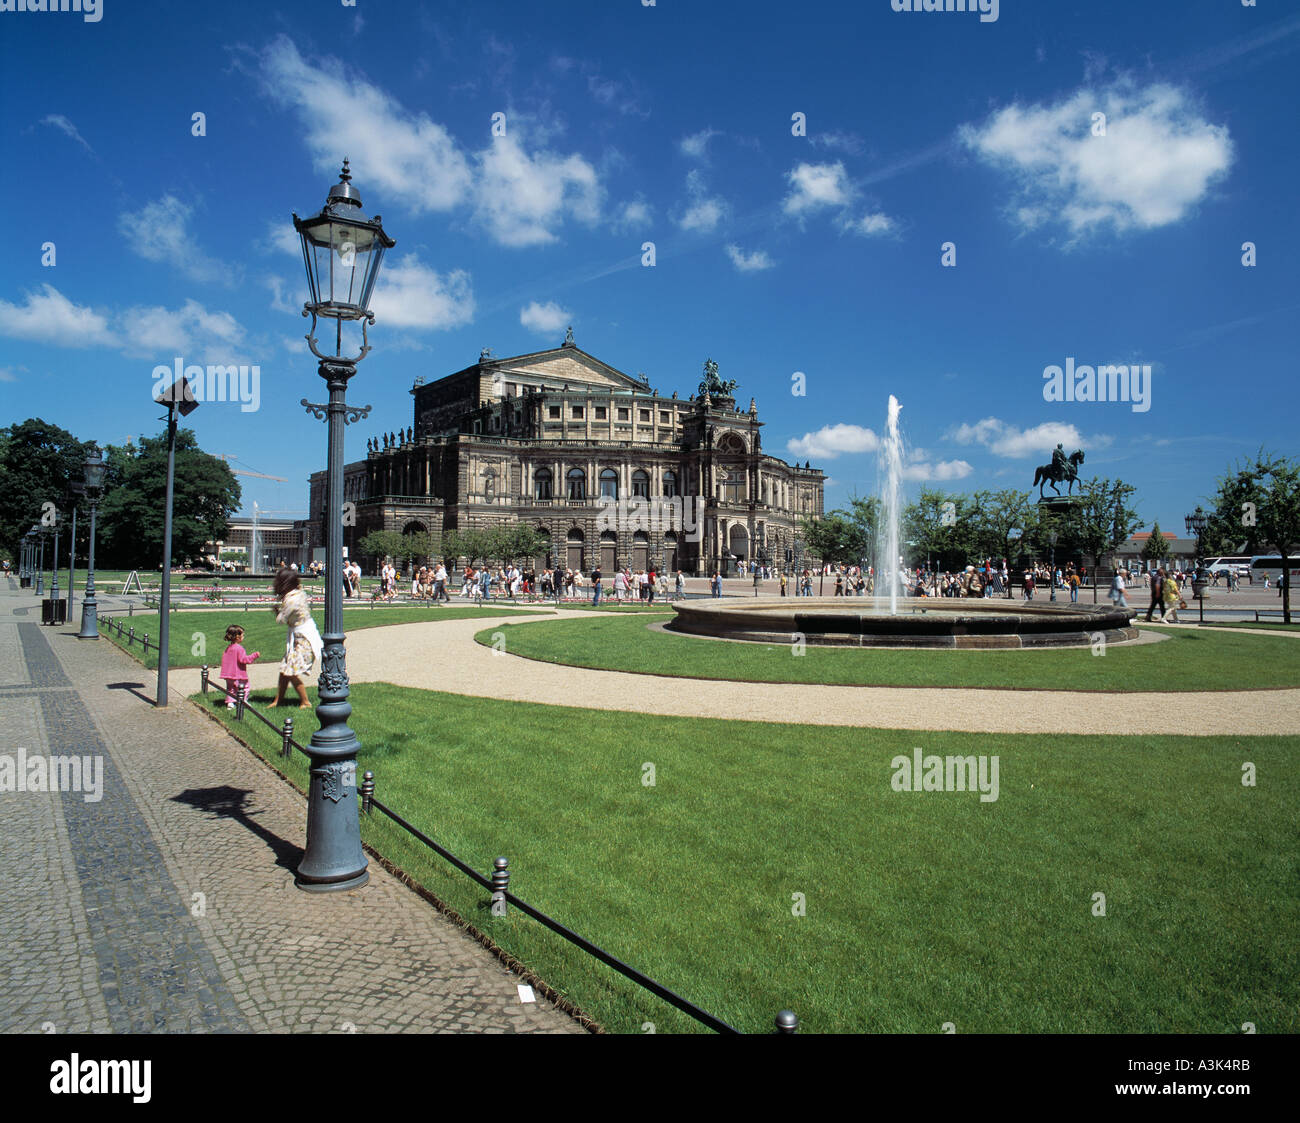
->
xmin=1185 ymin=506 xmax=1209 ymax=624
xmin=1049 ymin=529 xmax=1058 ymax=603
xmin=33 ymin=524 xmax=45 ymax=596
xmin=78 ymin=445 xmax=107 ymax=640
xmin=292 ymin=159 xmax=394 ymax=893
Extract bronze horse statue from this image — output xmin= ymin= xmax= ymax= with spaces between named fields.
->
xmin=1033 ymin=448 xmax=1085 ymax=498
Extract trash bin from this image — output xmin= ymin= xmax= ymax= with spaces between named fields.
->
xmin=41 ymin=598 xmax=68 ymax=625
xmin=20 ymin=575 xmax=31 ymax=588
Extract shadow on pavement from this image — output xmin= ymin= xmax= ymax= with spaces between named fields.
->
xmin=171 ymin=785 xmax=303 ymax=873
xmin=106 ymin=680 xmax=156 ymax=706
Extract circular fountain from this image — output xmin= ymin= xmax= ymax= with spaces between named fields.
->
xmin=666 ymin=597 xmax=1139 ymax=649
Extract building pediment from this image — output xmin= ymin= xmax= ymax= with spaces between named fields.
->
xmin=489 ymin=346 xmax=648 ymax=393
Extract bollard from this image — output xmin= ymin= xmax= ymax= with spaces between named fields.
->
xmin=143 ymin=633 xmax=149 ymax=654
xmin=490 ymin=856 xmax=510 ymax=916
xmin=200 ymin=665 xmax=209 ymax=694
xmin=129 ymin=603 xmax=134 ymax=617
xmin=775 ymin=1010 xmax=798 ymax=1034
xmin=281 ymin=715 xmax=294 ymax=760
xmin=360 ymin=771 xmax=374 ymax=814
xmin=234 ymin=683 xmax=246 ymax=721
xmin=128 ymin=627 xmax=134 ymax=646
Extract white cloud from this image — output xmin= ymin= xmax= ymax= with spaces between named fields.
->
xmin=0 ymin=365 xmax=24 ymax=382
xmin=119 ymin=195 xmax=231 ymax=284
xmin=124 ymin=299 xmax=246 ymax=359
xmin=267 ymin=221 xmax=302 ymax=257
xmin=371 ymin=255 xmax=475 ymax=330
xmin=0 ymin=285 xmax=116 ymax=348
xmin=947 ymin=417 xmax=1110 ymax=459
xmin=612 ymin=199 xmax=652 ymax=229
xmin=475 ymin=134 xmax=602 ymax=247
xmin=787 ymin=423 xmax=880 ymax=460
xmin=520 ymin=300 xmax=570 ymax=334
xmin=40 ymin=114 xmax=94 ymax=154
xmin=724 ymin=244 xmax=773 ymax=272
xmin=959 ymin=79 xmax=1233 ymax=236
xmin=902 ymin=459 xmax=973 ymax=482
xmin=841 ymin=211 xmax=897 ymax=237
xmin=782 ymin=161 xmax=854 ymax=216
xmin=264 ymin=275 xmax=302 ymax=315
xmin=260 ymin=38 xmax=603 ymax=247
xmin=680 ymin=128 xmax=720 ymax=159
xmin=676 ymin=169 xmax=727 ymax=232
xmin=810 ymin=130 xmax=864 ymax=155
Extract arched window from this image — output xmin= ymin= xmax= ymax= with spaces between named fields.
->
xmin=662 ymin=470 xmax=678 ymax=498
xmin=567 ymin=468 xmax=587 ymax=500
xmin=599 ymin=468 xmax=619 ymax=500
xmin=534 ymin=468 xmax=553 ymax=500
xmin=632 ymin=469 xmax=650 ymax=498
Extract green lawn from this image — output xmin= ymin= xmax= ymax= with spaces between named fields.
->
xmin=475 ymin=615 xmax=1300 ymax=692
xmin=197 ymin=684 xmax=1299 ymax=1034
xmin=101 ymin=604 xmax=548 ymax=669
xmin=1198 ymin=621 xmax=1300 ymax=631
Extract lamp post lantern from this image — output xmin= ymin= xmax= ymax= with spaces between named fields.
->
xmin=78 ymin=445 xmax=107 ymax=640
xmin=1185 ymin=506 xmax=1209 ymax=624
xmin=292 ymin=159 xmax=394 ymax=893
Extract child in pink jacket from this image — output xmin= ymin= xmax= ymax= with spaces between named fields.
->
xmin=220 ymin=625 xmax=260 ymax=708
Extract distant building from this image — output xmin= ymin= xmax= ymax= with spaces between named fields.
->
xmin=303 ymin=335 xmax=825 ymax=575
xmin=1114 ymin=529 xmax=1197 ymax=571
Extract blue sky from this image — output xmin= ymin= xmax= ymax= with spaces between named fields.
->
xmin=2 ymin=0 xmax=1297 ymax=530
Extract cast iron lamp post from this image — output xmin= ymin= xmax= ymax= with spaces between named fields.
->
xmin=292 ymin=159 xmax=394 ymax=892
xmin=78 ymin=446 xmax=106 ymax=640
xmin=20 ymin=531 xmax=30 ymax=583
xmin=1185 ymin=506 xmax=1208 ymax=624
xmin=33 ymin=524 xmax=46 ymax=596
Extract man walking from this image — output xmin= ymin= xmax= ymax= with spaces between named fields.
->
xmin=591 ymin=564 xmax=602 ymax=606
xmin=1146 ymin=567 xmax=1165 ymax=622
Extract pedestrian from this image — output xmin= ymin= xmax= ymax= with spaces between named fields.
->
xmin=675 ymin=570 xmax=684 ymax=600
xmin=591 ymin=564 xmax=602 ymax=605
xmin=1110 ymin=569 xmax=1129 ymax=608
xmin=1162 ymin=571 xmax=1182 ymax=622
xmin=220 ymin=625 xmax=260 ymax=709
xmin=268 ymin=567 xmax=321 ymax=710
xmin=1146 ymin=568 xmax=1165 ymax=622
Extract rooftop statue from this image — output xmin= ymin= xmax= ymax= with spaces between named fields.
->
xmin=697 ymin=357 xmax=738 ymax=400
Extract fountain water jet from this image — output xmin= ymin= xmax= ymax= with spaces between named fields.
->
xmin=877 ymin=395 xmax=904 ymax=614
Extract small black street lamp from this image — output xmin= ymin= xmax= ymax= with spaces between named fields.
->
xmin=33 ymin=523 xmax=45 ymax=597
xmin=292 ymin=159 xmax=394 ymax=893
xmin=49 ymin=511 xmax=61 ymax=608
xmin=1049 ymin=529 xmax=1058 ymax=603
xmin=20 ymin=530 xmax=31 ymax=585
xmin=1185 ymin=506 xmax=1209 ymax=624
xmin=78 ymin=445 xmax=107 ymax=640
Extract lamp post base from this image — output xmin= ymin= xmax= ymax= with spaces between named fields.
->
xmin=295 ymin=870 xmax=369 ymax=893
xmin=77 ymin=599 xmax=100 ymax=640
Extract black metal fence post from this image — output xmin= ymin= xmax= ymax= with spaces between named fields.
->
xmin=281 ymin=715 xmax=294 ymax=759
xmin=491 ymin=856 xmax=510 ymax=915
xmin=235 ymin=684 xmax=246 ymax=720
xmin=128 ymin=626 xmax=134 ymax=646
xmin=360 ymin=770 xmax=374 ymax=814
xmin=775 ymin=1010 xmax=798 ymax=1034
xmin=201 ymin=665 xmax=209 ymax=694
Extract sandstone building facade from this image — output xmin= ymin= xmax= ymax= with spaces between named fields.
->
xmin=304 ymin=334 xmax=825 ymax=575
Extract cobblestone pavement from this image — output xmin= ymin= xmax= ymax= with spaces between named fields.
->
xmin=0 ymin=583 xmax=583 ymax=1034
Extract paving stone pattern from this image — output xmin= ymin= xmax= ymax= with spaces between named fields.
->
xmin=0 ymin=586 xmax=582 ymax=1035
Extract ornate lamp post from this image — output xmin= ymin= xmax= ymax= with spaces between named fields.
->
xmin=78 ymin=446 xmax=107 ymax=640
xmin=33 ymin=524 xmax=46 ymax=596
xmin=1185 ymin=506 xmax=1208 ymax=624
xmin=292 ymin=159 xmax=394 ymax=893
xmin=20 ymin=531 xmax=30 ymax=585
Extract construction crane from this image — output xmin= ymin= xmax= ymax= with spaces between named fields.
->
xmin=216 ymin=453 xmax=288 ymax=482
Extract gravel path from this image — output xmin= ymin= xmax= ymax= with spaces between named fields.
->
xmin=168 ymin=611 xmax=1300 ymax=737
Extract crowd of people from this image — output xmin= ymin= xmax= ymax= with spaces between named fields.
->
xmin=360 ymin=561 xmax=691 ymax=606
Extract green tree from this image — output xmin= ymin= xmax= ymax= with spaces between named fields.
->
xmin=969 ymin=489 xmax=1034 ymax=562
xmin=0 ymin=418 xmax=94 ymax=562
xmin=1140 ymin=521 xmax=1170 ymax=568
xmin=95 ymin=430 xmax=240 ymax=569
xmin=800 ymin=494 xmax=877 ymax=567
xmin=358 ymin=530 xmax=408 ymax=568
xmin=1066 ymin=477 xmax=1141 ymax=602
xmin=903 ymin=488 xmax=972 ymax=571
xmin=1210 ymin=452 xmax=1300 ymax=622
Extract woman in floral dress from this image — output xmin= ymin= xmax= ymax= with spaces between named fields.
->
xmin=268 ymin=568 xmax=322 ymax=709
